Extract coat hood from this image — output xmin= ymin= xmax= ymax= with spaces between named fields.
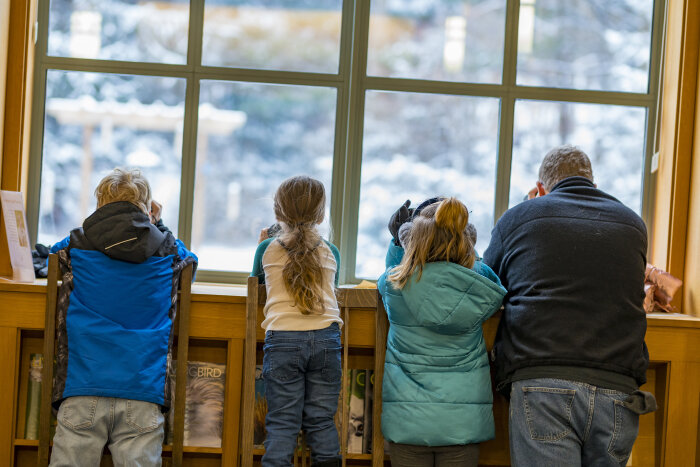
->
xmin=82 ymin=201 xmax=167 ymax=264
xmin=400 ymin=261 xmax=506 ymax=334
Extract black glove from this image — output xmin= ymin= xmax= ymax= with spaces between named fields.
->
xmin=32 ymin=244 xmax=50 ymax=278
xmin=388 ymin=200 xmax=413 ymax=246
xmin=413 ymin=196 xmax=445 ymax=219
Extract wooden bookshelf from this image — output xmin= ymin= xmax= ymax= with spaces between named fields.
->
xmin=12 ymin=440 xmax=38 ymax=447
xmin=1 ymin=281 xmax=699 ymax=466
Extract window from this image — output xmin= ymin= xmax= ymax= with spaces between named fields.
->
xmin=28 ymin=0 xmax=663 ymax=283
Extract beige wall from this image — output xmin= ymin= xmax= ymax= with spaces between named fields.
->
xmin=0 ymin=0 xmax=11 ymax=183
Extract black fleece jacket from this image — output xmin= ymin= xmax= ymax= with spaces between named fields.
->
xmin=483 ymin=176 xmax=649 ymax=394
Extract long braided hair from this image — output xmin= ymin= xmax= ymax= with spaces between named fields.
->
xmin=273 ymin=176 xmax=327 ymax=314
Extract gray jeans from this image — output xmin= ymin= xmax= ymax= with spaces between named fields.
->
xmin=388 ymin=442 xmax=479 ymax=467
xmin=50 ymin=396 xmax=164 ymax=467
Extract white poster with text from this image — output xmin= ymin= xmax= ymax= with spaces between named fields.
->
xmin=1 ymin=190 xmax=35 ymax=282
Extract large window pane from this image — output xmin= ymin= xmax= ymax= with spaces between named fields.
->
xmin=38 ymin=71 xmax=185 ymax=246
xmin=510 ymin=100 xmax=647 ymax=213
xmin=357 ymin=91 xmax=500 ymax=279
xmin=367 ymin=0 xmax=506 ymax=83
xmin=202 ymin=0 xmax=342 ymax=73
xmin=48 ymin=0 xmax=189 ymax=63
xmin=193 ymin=81 xmax=337 ymax=272
xmin=516 ymin=0 xmax=654 ymax=92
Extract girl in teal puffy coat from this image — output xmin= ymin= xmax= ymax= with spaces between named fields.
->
xmin=378 ymin=197 xmax=507 ymax=467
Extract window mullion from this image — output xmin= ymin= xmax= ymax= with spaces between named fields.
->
xmin=328 ymin=0 xmax=357 ymax=255
xmin=177 ymin=0 xmax=205 ymax=248
xmin=339 ymin=0 xmax=370 ymax=284
xmin=494 ymin=0 xmax=521 ymax=223
xmin=40 ymin=57 xmax=191 ymax=77
xmin=26 ymin=0 xmax=51 ymax=246
xmin=642 ymin=0 xmax=668 ymax=231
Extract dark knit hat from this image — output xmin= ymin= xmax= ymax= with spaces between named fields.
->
xmin=412 ymin=196 xmax=445 ymax=219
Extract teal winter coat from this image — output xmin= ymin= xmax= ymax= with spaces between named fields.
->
xmin=378 ymin=241 xmax=507 ymax=446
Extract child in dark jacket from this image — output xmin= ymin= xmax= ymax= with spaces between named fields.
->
xmin=49 ymin=168 xmax=197 ymax=467
xmin=379 ymin=197 xmax=506 ymax=467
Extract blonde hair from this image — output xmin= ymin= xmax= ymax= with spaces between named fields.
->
xmin=94 ymin=167 xmax=152 ymax=214
xmin=273 ymin=176 xmax=328 ymax=315
xmin=389 ymin=197 xmax=475 ymax=289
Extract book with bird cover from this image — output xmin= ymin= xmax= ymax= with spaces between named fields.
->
xmin=166 ymin=361 xmax=226 ymax=448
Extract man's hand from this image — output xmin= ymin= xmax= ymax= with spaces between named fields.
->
xmin=388 ymin=200 xmax=413 ymax=246
xmin=149 ymin=200 xmax=162 ymax=224
xmin=527 ymin=187 xmax=538 ymax=200
xmin=258 ymin=228 xmax=269 ymax=244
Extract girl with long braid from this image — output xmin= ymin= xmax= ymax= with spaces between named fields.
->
xmin=251 ymin=175 xmax=342 ymax=467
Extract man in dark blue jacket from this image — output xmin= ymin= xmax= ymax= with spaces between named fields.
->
xmin=483 ymin=145 xmax=652 ymax=466
xmin=49 ymin=168 xmax=197 ymax=467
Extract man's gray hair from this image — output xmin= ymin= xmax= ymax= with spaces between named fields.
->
xmin=538 ymin=144 xmax=594 ymax=191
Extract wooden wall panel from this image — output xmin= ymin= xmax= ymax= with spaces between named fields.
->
xmin=683 ymin=44 xmax=700 ymax=317
xmin=1 ymin=0 xmax=33 ymax=278
xmin=651 ymin=0 xmax=699 ymax=314
xmin=663 ymin=362 xmax=700 ymax=465
xmin=1 ymin=0 xmax=31 ymax=191
xmin=0 ymin=0 xmax=11 ymax=171
xmin=0 ymin=327 xmax=19 ymax=467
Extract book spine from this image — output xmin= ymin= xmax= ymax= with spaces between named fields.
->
xmin=254 ymin=364 xmax=267 ymax=447
xmin=363 ymin=370 xmax=374 ymax=454
xmin=24 ymin=353 xmax=43 ymax=440
xmin=347 ymin=369 xmax=365 ymax=453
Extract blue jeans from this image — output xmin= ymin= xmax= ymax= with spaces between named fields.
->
xmin=262 ymin=323 xmax=342 ymax=467
xmin=50 ymin=396 xmax=164 ymax=466
xmin=509 ymin=379 xmax=639 ymax=467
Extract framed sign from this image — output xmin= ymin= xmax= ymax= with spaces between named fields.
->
xmin=1 ymin=190 xmax=35 ymax=282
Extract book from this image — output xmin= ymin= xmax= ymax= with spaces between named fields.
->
xmin=23 ymin=353 xmax=57 ymax=440
xmin=347 ymin=369 xmax=366 ymax=453
xmin=24 ymin=353 xmax=43 ymax=439
xmin=362 ymin=370 xmax=374 ymax=454
xmin=166 ymin=361 xmax=226 ymax=448
xmin=254 ymin=364 xmax=267 ymax=447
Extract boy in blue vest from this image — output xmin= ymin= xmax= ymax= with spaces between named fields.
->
xmin=49 ymin=168 xmax=197 ymax=467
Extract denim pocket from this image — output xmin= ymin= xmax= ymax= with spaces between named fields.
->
xmin=522 ymin=386 xmax=575 ymax=441
xmin=263 ymin=345 xmax=302 ymax=382
xmin=608 ymin=399 xmax=639 ymax=462
xmin=321 ymin=346 xmax=342 ymax=383
xmin=125 ymin=399 xmax=163 ymax=433
xmin=61 ymin=396 xmax=98 ymax=430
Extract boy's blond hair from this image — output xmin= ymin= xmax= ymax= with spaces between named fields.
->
xmin=94 ymin=168 xmax=152 ymax=214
